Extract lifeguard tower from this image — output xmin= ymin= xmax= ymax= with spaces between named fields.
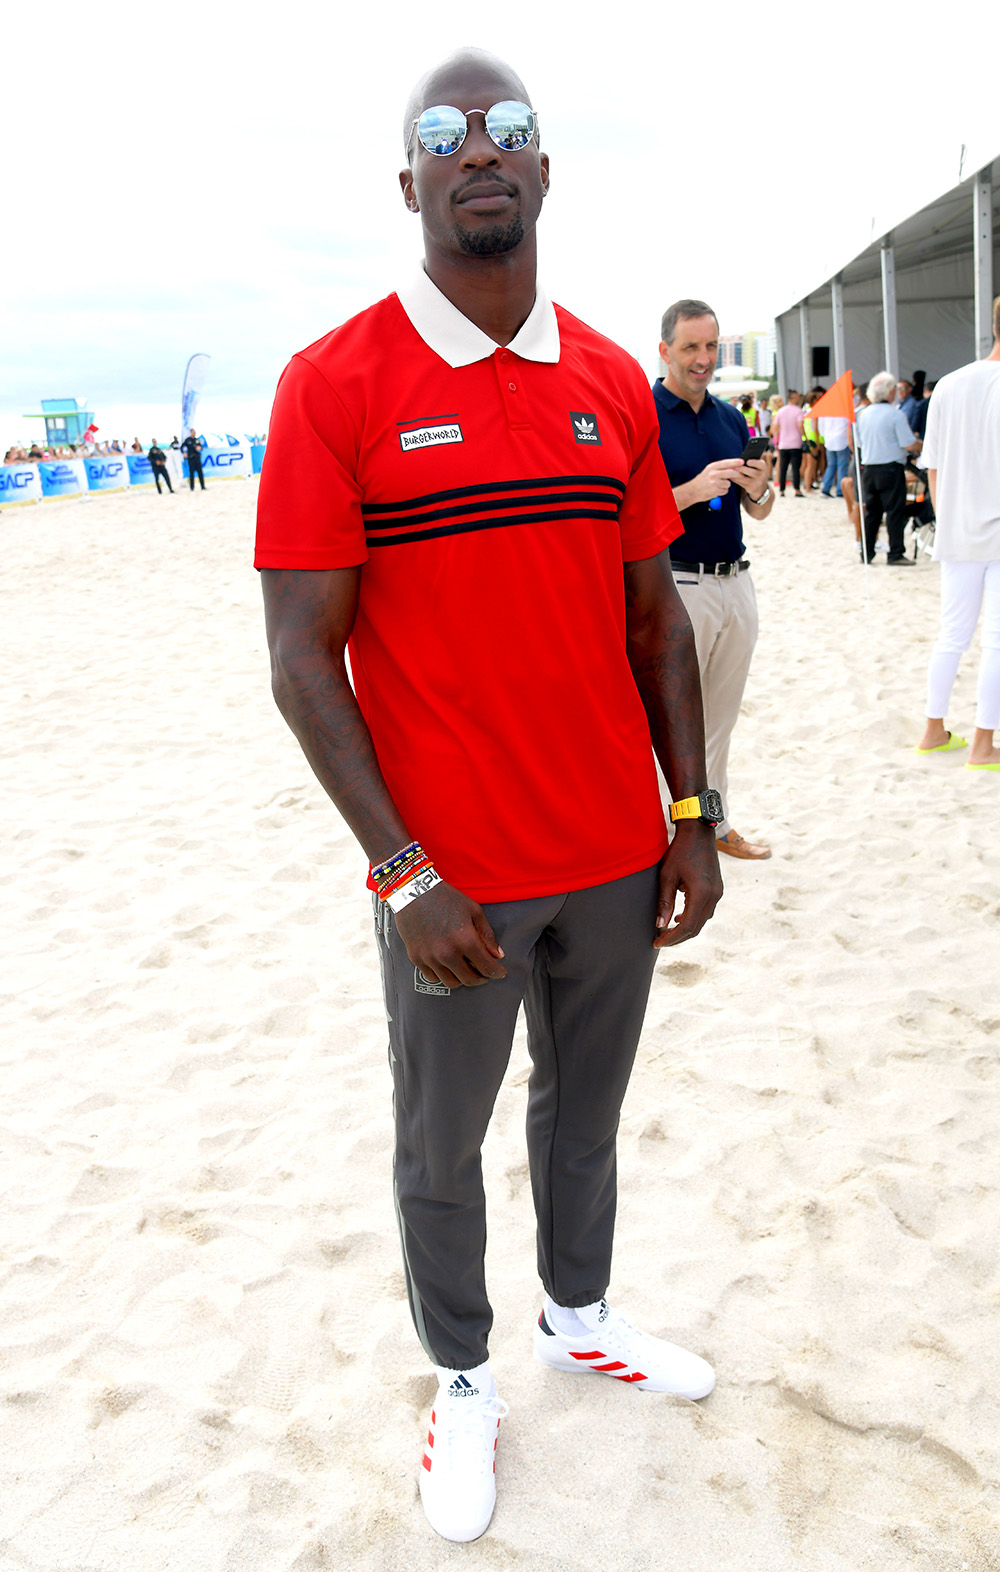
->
xmin=22 ymin=398 xmax=96 ymax=446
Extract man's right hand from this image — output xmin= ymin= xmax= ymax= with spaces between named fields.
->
xmin=394 ymin=882 xmax=507 ymax=989
xmin=692 ymin=458 xmax=744 ymax=504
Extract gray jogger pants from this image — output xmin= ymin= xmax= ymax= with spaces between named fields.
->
xmin=374 ymin=862 xmax=660 ymax=1371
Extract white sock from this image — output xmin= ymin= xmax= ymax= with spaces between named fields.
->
xmin=433 ymin=1359 xmax=494 ymax=1399
xmin=545 ymin=1296 xmax=604 ymax=1336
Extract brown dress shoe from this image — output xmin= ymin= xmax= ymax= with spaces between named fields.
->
xmin=716 ymin=829 xmax=772 ymax=860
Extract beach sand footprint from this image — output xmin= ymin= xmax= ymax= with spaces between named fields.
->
xmin=665 ymin=960 xmax=705 ymax=988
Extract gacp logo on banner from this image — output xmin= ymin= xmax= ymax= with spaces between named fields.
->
xmin=85 ymin=457 xmax=130 ymax=492
xmin=0 ymin=465 xmax=43 ymax=505
xmin=202 ymin=445 xmax=252 ymax=478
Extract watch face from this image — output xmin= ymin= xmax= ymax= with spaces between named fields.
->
xmin=702 ymin=789 xmax=724 ymax=824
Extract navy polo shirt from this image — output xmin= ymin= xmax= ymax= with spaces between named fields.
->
xmin=652 ymin=380 xmax=748 ymax=563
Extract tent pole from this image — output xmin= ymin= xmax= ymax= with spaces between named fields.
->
xmin=974 ymin=165 xmax=994 ymax=360
xmin=831 ymin=275 xmax=846 ymax=380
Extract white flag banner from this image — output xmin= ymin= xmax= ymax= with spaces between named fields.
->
xmin=180 ymin=354 xmax=211 ymax=437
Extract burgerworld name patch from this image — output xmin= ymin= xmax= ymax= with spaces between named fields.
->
xmin=398 ymin=419 xmax=464 ymax=453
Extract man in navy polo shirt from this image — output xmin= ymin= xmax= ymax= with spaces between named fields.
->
xmin=654 ymin=299 xmax=776 ymax=860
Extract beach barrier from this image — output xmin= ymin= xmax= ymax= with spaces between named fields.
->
xmin=0 ymin=463 xmax=44 ymax=505
xmin=85 ymin=455 xmax=131 ymax=493
xmin=196 ymin=443 xmax=253 ymax=479
xmin=1 ymin=441 xmax=265 ymax=504
xmin=39 ymin=458 xmax=88 ymax=499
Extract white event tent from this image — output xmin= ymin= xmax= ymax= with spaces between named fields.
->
xmin=774 ymin=155 xmax=999 ymax=396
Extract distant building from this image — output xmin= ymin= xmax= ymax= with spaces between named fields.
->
xmin=718 ymin=332 xmax=774 ymax=377
xmin=742 ymin=332 xmax=774 ymax=379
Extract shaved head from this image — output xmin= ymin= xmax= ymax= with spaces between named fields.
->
xmin=402 ymin=48 xmax=532 ymax=154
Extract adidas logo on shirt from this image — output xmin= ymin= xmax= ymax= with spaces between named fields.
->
xmin=570 ymin=411 xmax=601 ymax=445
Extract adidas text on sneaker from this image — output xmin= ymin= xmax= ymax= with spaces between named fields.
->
xmin=418 ymin=1374 xmax=509 ymax=1542
xmin=533 ymin=1299 xmax=715 ymax=1399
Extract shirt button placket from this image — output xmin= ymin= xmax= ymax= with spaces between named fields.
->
xmin=496 ymin=348 xmax=530 ymax=428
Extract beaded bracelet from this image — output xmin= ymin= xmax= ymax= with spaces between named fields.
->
xmin=371 ymin=847 xmax=425 ymax=894
xmin=378 ymin=855 xmax=434 ymax=900
xmin=371 ymin=840 xmax=422 ymax=885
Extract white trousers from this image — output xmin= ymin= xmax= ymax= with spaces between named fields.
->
xmin=672 ymin=568 xmax=758 ymax=837
xmin=925 ymin=559 xmax=1000 ymax=730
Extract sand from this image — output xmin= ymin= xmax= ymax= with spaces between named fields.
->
xmin=2 ymin=479 xmax=999 ymax=1571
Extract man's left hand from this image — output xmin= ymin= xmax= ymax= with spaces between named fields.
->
xmin=730 ymin=457 xmax=769 ymax=496
xmin=654 ymin=824 xmax=723 ymax=948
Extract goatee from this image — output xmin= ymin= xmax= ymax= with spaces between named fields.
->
xmin=454 ymin=215 xmax=526 ymax=257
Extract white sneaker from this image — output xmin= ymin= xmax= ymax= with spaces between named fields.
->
xmin=533 ymin=1299 xmax=715 ymax=1399
xmin=418 ymin=1372 xmax=509 ymax=1542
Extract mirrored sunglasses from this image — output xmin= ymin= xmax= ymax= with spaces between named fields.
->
xmin=412 ymin=101 xmax=536 ymax=157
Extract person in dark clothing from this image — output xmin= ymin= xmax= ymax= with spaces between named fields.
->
xmin=910 ymin=377 xmax=935 ymax=442
xmin=148 ymin=440 xmax=173 ymax=494
xmin=182 ymin=428 xmax=206 ymax=490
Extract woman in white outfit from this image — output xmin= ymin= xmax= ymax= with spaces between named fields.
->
xmin=915 ymin=295 xmax=1000 ymax=771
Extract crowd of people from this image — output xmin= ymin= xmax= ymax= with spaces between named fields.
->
xmin=713 ymin=375 xmax=939 ymax=566
xmin=4 ymin=436 xmax=169 ymax=464
xmin=720 ymin=378 xmax=935 ymax=499
xmin=3 ymin=432 xmax=268 ymax=466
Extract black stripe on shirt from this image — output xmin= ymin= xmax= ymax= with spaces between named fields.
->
xmin=364 ymin=489 xmax=621 ymax=533
xmin=365 ymin=506 xmax=619 ymax=549
xmin=360 ymin=473 xmax=626 ymax=516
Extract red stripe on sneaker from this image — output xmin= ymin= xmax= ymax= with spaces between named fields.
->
xmin=427 ymin=1431 xmax=434 ymax=1446
xmin=422 ymin=1454 xmax=432 ymax=1471
xmin=592 ymin=1360 xmax=628 ymax=1371
xmin=570 ymin=1350 xmax=606 ymax=1361
xmin=616 ymin=1371 xmax=647 ymax=1383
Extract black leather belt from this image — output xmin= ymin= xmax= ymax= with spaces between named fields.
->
xmin=670 ymin=559 xmax=749 ymax=576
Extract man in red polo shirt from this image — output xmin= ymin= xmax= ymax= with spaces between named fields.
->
xmin=256 ymin=48 xmax=722 ymax=1543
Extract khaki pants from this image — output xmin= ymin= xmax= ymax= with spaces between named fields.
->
xmin=671 ymin=567 xmax=758 ymax=838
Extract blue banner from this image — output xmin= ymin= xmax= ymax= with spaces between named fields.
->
xmin=85 ymin=455 xmax=131 ymax=492
xmin=40 ymin=459 xmax=87 ymax=498
xmin=127 ymin=453 xmax=155 ymax=486
xmin=200 ymin=444 xmax=252 ymax=477
xmin=0 ymin=464 xmax=43 ymax=505
xmin=251 ymin=444 xmax=266 ymax=474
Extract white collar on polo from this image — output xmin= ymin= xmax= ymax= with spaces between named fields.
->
xmin=397 ymin=267 xmax=560 ymax=369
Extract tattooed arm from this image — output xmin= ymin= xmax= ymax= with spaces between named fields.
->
xmin=623 ymin=551 xmax=723 ymax=947
xmin=261 ymin=568 xmax=506 ymax=988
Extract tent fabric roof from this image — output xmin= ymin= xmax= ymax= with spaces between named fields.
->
xmin=774 ymin=158 xmax=998 ymax=392
xmin=778 ymin=159 xmax=999 ymax=310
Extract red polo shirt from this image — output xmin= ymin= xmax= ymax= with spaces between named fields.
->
xmin=255 ymin=273 xmax=682 ymax=901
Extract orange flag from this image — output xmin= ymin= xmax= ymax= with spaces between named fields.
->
xmin=807 ymin=370 xmax=855 ymax=423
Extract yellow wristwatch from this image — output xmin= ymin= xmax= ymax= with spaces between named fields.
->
xmin=668 ymin=789 xmax=724 ymax=826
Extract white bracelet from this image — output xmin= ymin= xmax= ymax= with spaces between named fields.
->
xmin=385 ymin=867 xmax=442 ymax=913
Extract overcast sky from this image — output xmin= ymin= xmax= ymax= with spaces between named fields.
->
xmin=2 ymin=0 xmax=994 ymax=431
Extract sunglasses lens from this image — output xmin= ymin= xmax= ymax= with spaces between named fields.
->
xmin=485 ymin=100 xmax=534 ymax=150
xmin=416 ymin=105 xmax=467 ymax=156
